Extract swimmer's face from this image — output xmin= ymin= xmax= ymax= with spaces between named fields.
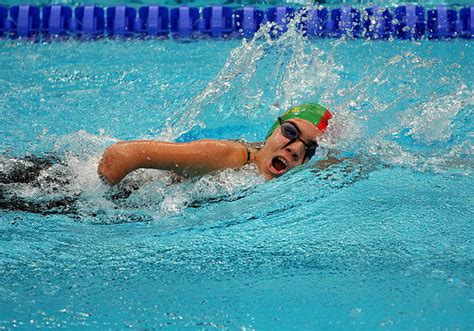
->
xmin=259 ymin=118 xmax=323 ymax=180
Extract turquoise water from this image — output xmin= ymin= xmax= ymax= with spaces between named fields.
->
xmin=1 ymin=22 xmax=473 ymax=329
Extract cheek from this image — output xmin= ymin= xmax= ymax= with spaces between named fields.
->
xmin=261 ymin=144 xmax=275 ymax=160
xmin=269 ymin=133 xmax=288 ymax=148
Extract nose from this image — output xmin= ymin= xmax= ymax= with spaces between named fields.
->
xmin=286 ymin=148 xmax=299 ymax=161
xmin=284 ymin=140 xmax=305 ymax=161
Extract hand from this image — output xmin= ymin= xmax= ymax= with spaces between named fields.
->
xmin=97 ymin=144 xmax=130 ymax=185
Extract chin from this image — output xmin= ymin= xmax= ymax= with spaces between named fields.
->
xmin=263 ymin=173 xmax=276 ymax=181
xmin=263 ymin=168 xmax=287 ymax=181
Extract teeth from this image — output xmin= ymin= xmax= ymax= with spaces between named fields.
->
xmin=277 ymin=157 xmax=288 ymax=167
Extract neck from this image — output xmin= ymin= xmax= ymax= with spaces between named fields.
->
xmin=251 ymin=147 xmax=269 ymax=180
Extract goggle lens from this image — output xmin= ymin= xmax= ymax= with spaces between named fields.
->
xmin=281 ymin=122 xmax=300 ymax=140
xmin=279 ymin=119 xmax=319 ymax=162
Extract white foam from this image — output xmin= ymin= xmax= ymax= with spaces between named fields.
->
xmin=399 ymin=88 xmax=472 ymax=144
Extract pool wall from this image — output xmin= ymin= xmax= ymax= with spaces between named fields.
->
xmin=0 ymin=4 xmax=473 ymax=40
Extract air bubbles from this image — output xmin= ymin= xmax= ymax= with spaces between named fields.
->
xmin=349 ymin=307 xmax=363 ymax=317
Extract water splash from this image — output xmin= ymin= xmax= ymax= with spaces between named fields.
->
xmin=161 ymin=8 xmax=345 ymax=141
xmin=161 ymin=7 xmax=472 ymax=178
xmin=398 ymin=87 xmax=472 ymax=144
xmin=160 ymin=34 xmax=267 ymax=141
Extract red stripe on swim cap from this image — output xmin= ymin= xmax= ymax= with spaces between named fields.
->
xmin=316 ymin=109 xmax=333 ymax=132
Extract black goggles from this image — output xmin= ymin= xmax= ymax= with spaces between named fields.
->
xmin=278 ymin=117 xmax=319 ymax=163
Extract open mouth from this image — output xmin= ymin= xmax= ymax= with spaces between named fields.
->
xmin=271 ymin=156 xmax=288 ymax=173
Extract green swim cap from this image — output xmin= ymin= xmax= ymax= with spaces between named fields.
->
xmin=265 ymin=103 xmax=333 ymax=140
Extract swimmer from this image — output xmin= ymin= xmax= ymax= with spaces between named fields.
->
xmin=0 ymin=103 xmax=338 ymax=214
xmin=98 ymin=103 xmax=333 ymax=185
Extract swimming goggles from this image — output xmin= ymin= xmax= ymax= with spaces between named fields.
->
xmin=279 ymin=117 xmax=319 ymax=163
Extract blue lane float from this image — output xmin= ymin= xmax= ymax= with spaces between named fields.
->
xmin=106 ymin=6 xmax=136 ymax=36
xmin=136 ymin=5 xmax=168 ymax=36
xmin=459 ymin=6 xmax=474 ymax=38
xmin=9 ymin=5 xmax=40 ymax=38
xmin=74 ymin=6 xmax=104 ymax=37
xmin=394 ymin=5 xmax=426 ymax=40
xmin=302 ymin=7 xmax=329 ymax=38
xmin=0 ymin=4 xmax=473 ymax=40
xmin=364 ymin=6 xmax=393 ymax=39
xmin=202 ymin=6 xmax=233 ymax=38
xmin=234 ymin=6 xmax=264 ymax=39
xmin=0 ymin=5 xmax=8 ymax=36
xmin=170 ymin=6 xmax=200 ymax=38
xmin=42 ymin=5 xmax=73 ymax=36
xmin=332 ymin=6 xmax=362 ymax=38
xmin=267 ymin=6 xmax=295 ymax=37
xmin=427 ymin=6 xmax=458 ymax=39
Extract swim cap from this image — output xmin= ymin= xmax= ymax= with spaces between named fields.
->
xmin=265 ymin=103 xmax=333 ymax=140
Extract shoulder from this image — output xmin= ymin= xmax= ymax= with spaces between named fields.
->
xmin=186 ymin=139 xmax=246 ymax=156
xmin=228 ymin=140 xmax=264 ymax=164
xmin=188 ymin=139 xmax=251 ymax=166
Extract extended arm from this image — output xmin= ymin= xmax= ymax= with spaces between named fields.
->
xmin=98 ymin=140 xmax=248 ymax=185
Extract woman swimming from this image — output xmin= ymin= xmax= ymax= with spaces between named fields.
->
xmin=1 ymin=103 xmax=333 ymax=215
xmin=98 ymin=103 xmax=333 ymax=184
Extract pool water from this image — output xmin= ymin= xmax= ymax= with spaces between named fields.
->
xmin=1 ymin=18 xmax=473 ymax=329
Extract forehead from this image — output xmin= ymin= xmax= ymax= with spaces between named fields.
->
xmin=288 ymin=118 xmax=323 ymax=140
